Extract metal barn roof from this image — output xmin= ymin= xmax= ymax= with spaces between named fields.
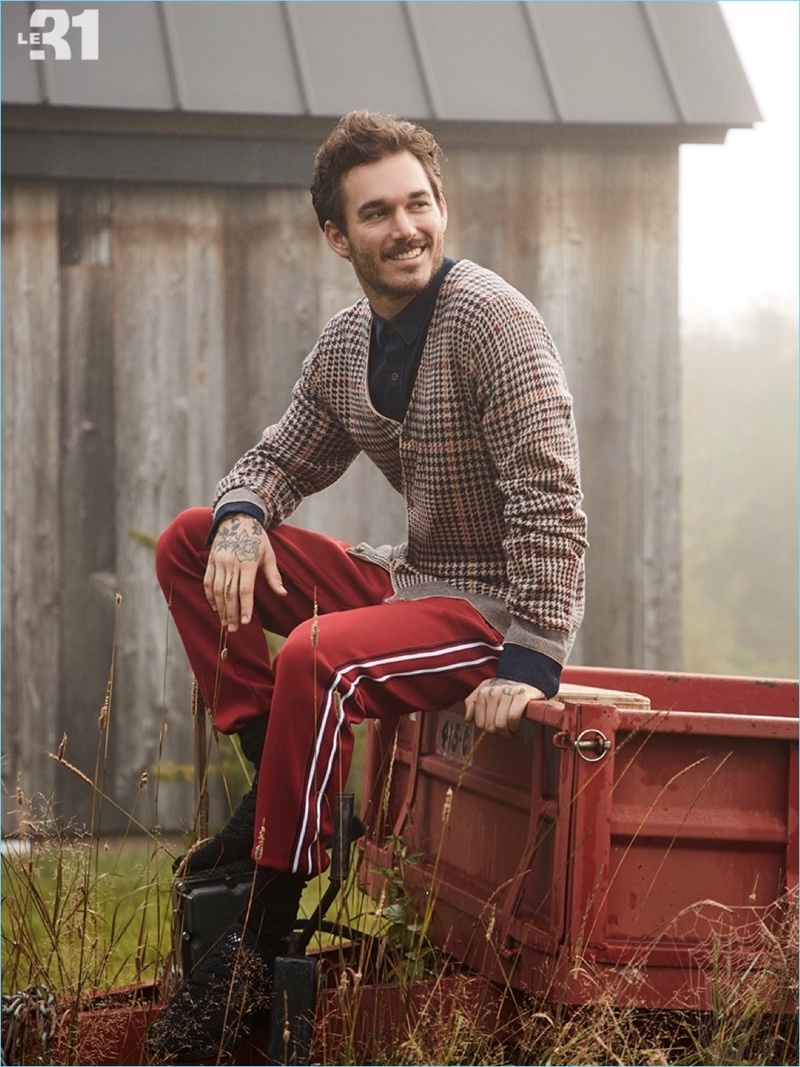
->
xmin=3 ymin=0 xmax=760 ymax=131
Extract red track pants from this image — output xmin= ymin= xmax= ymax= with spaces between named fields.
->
xmin=156 ymin=508 xmax=504 ymax=877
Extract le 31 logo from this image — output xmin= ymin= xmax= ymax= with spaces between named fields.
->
xmin=17 ymin=8 xmax=99 ymax=61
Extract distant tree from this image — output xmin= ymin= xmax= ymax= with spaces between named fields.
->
xmin=682 ymin=305 xmax=798 ymax=677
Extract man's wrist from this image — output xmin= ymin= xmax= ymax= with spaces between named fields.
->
xmin=206 ymin=501 xmax=266 ymax=546
xmin=495 ymin=644 xmax=561 ymax=699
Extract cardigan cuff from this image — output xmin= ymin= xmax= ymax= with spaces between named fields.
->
xmin=496 ymin=644 xmax=561 ymax=699
xmin=207 ymin=490 xmax=268 ymax=545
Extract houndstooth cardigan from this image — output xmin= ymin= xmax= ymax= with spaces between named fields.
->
xmin=214 ymin=259 xmax=587 ymax=665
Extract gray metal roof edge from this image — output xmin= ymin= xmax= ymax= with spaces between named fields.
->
xmin=2 ymin=103 xmax=737 ymax=146
xmin=3 ymin=112 xmax=737 ymax=187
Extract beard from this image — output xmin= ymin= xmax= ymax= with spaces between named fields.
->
xmin=348 ymin=233 xmax=446 ymax=305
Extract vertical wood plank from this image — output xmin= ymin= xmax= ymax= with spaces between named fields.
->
xmin=57 ymin=183 xmax=118 ymax=831
xmin=113 ymin=186 xmax=226 ymax=830
xmin=222 ymin=188 xmax=321 ymax=462
xmin=529 ymin=144 xmax=681 ymax=670
xmin=1 ymin=184 xmax=61 ymax=834
xmin=638 ymin=148 xmax=681 ymax=668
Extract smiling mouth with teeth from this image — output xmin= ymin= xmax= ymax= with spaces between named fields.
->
xmin=386 ymin=245 xmax=427 ymax=262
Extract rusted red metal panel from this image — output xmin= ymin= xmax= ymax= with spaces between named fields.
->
xmin=36 ymin=969 xmax=517 ymax=1067
xmin=562 ymin=665 xmax=798 ymax=717
xmin=50 ymin=983 xmax=159 ymax=1066
xmin=359 ymin=669 xmax=798 ymax=1010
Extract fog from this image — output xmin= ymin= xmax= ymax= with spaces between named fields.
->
xmin=682 ymin=303 xmax=798 ymax=678
xmin=677 ymin=4 xmax=798 ymax=679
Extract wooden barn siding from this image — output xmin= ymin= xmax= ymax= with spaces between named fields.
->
xmin=2 ymin=185 xmax=62 ymax=830
xmin=1 ymin=142 xmax=680 ymax=834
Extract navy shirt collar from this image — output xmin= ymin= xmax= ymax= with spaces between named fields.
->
xmin=373 ymin=256 xmax=457 ymax=345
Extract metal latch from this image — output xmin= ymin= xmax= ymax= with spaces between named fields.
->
xmin=552 ymin=727 xmax=611 ymax=762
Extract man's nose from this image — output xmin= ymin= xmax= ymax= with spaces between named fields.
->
xmin=391 ymin=209 xmax=416 ymax=239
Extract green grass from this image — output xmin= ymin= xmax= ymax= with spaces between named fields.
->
xmin=1 ymin=827 xmax=378 ymax=998
xmin=2 ymin=834 xmax=174 ymax=996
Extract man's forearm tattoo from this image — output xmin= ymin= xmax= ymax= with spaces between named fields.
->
xmin=211 ymin=516 xmax=263 ymax=562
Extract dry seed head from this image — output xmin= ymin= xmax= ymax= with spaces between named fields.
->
xmin=99 ymin=680 xmax=112 ymax=728
xmin=47 ymin=752 xmax=94 ymax=786
xmin=374 ymin=884 xmax=387 ymax=920
xmin=310 ymin=588 xmax=320 ymax=647
xmin=485 ymin=906 xmax=496 ymax=942
xmin=139 ymin=770 xmax=149 ymax=789
xmin=442 ymin=786 xmax=453 ymax=824
xmin=57 ymin=733 xmax=68 ymax=761
xmin=115 ymin=592 xmax=122 ymax=606
xmin=220 ymin=647 xmax=228 ymax=661
xmin=334 ymin=691 xmax=343 ymax=722
xmin=254 ymin=819 xmax=266 ymax=862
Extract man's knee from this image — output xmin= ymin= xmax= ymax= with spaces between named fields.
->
xmin=278 ymin=619 xmax=318 ymax=668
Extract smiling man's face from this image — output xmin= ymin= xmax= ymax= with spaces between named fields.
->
xmin=323 ymin=150 xmax=448 ymax=319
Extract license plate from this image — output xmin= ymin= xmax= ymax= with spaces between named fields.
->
xmin=435 ymin=709 xmax=475 ymax=763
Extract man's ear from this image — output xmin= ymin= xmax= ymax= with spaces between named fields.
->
xmin=438 ymin=194 xmax=448 ymax=232
xmin=324 ymin=220 xmax=351 ymax=260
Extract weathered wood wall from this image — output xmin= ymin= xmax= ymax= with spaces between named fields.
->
xmin=1 ymin=141 xmax=680 ymax=834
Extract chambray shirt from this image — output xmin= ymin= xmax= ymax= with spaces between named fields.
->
xmin=369 ymin=257 xmax=457 ymax=422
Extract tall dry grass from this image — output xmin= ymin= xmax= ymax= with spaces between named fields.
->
xmin=2 ymin=604 xmax=797 ymax=1065
xmin=3 ymin=767 xmax=797 ymax=1065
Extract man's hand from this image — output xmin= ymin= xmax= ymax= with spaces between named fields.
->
xmin=464 ymin=678 xmax=546 ymax=737
xmin=204 ymin=514 xmax=286 ymax=632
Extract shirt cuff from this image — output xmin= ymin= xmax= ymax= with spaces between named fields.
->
xmin=495 ymin=644 xmax=561 ymax=699
xmin=206 ymin=501 xmax=267 ymax=546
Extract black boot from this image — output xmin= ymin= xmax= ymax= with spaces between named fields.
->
xmin=145 ymin=868 xmax=306 ymax=1064
xmin=172 ymin=716 xmax=267 ymax=875
xmin=236 ymin=717 xmax=267 ymax=767
xmin=146 ymin=923 xmax=274 ymax=1063
xmin=173 ymin=779 xmax=258 ymax=875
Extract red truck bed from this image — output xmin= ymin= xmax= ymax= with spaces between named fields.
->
xmin=358 ymin=667 xmax=798 ymax=1010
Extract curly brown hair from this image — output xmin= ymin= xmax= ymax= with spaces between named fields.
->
xmin=311 ymin=111 xmax=445 ymax=232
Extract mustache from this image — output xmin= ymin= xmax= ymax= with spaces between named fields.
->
xmin=382 ymin=239 xmax=429 ymax=260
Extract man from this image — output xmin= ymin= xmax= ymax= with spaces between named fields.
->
xmin=146 ymin=110 xmax=587 ymax=1062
